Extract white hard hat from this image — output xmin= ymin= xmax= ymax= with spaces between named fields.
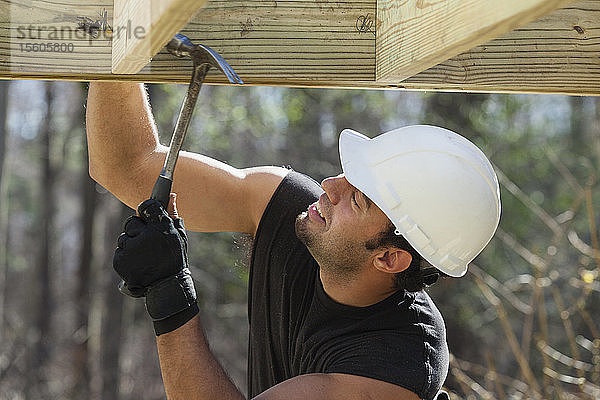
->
xmin=339 ymin=125 xmax=501 ymax=277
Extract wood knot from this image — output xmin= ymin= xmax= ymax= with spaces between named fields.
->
xmin=573 ymin=25 xmax=585 ymax=34
xmin=240 ymin=18 xmax=254 ymax=37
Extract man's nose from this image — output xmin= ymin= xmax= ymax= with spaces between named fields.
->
xmin=321 ymin=174 xmax=348 ymax=205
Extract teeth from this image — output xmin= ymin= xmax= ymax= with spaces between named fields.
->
xmin=316 ymin=203 xmax=324 ymax=219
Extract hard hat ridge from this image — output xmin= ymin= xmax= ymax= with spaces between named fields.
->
xmin=339 ymin=125 xmax=501 ymax=277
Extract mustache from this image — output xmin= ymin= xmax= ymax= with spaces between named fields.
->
xmin=319 ymin=194 xmax=331 ymax=220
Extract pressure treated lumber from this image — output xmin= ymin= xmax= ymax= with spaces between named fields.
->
xmin=0 ymin=0 xmax=375 ymax=82
xmin=402 ymin=1 xmax=600 ymax=95
xmin=376 ymin=0 xmax=577 ymax=83
xmin=112 ymin=0 xmax=208 ymax=74
xmin=0 ymin=0 xmax=599 ymax=95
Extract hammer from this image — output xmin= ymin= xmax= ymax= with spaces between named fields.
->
xmin=119 ymin=35 xmax=242 ymax=297
xmin=150 ymin=34 xmax=243 ymax=209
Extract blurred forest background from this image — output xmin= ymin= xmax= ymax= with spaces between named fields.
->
xmin=0 ymin=80 xmax=598 ymax=400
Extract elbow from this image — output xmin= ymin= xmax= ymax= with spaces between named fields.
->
xmin=87 ymin=158 xmax=133 ymax=203
xmin=88 ymin=161 xmax=102 ymax=185
xmin=87 ymin=147 xmax=107 ymax=185
xmin=88 ymin=159 xmax=115 ymax=193
xmin=87 ymin=152 xmax=123 ymax=193
xmin=87 ymin=148 xmax=161 ymax=203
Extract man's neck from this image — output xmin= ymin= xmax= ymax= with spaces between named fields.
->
xmin=319 ymin=268 xmax=398 ymax=308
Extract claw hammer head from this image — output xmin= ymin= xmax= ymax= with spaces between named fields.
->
xmin=166 ymin=34 xmax=243 ymax=84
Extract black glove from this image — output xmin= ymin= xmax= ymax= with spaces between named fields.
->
xmin=113 ymin=198 xmax=199 ymax=335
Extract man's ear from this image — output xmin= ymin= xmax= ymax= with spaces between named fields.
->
xmin=373 ymin=248 xmax=412 ymax=274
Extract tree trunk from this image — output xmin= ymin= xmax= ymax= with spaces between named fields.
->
xmin=569 ymin=96 xmax=586 ymax=156
xmin=0 ymin=80 xmax=9 ymax=340
xmin=0 ymin=81 xmax=7 ymax=182
xmin=27 ymin=81 xmax=55 ymax=400
xmin=101 ymin=201 xmax=131 ymax=400
xmin=71 ymin=84 xmax=98 ymax=399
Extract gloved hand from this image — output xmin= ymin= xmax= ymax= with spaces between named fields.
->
xmin=113 ymin=197 xmax=198 ymax=335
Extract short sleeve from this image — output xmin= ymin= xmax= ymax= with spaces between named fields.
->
xmin=323 ymin=294 xmax=449 ymax=400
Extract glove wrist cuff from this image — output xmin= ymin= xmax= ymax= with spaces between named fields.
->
xmin=152 ymin=302 xmax=199 ymax=336
xmin=145 ymin=269 xmax=198 ymax=335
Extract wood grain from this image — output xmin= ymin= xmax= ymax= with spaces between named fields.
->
xmin=0 ymin=0 xmax=114 ymax=74
xmin=0 ymin=0 xmax=375 ymax=83
xmin=112 ymin=0 xmax=208 ymax=74
xmin=402 ymin=1 xmax=600 ymax=95
xmin=376 ymin=0 xmax=577 ymax=83
xmin=0 ymin=0 xmax=598 ymax=95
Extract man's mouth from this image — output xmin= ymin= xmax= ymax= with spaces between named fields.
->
xmin=308 ymin=201 xmax=326 ymax=224
xmin=316 ymin=201 xmax=324 ymax=219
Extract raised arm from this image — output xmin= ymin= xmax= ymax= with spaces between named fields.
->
xmin=85 ymin=82 xmax=287 ymax=234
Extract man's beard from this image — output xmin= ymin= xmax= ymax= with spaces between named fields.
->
xmin=295 ymin=211 xmax=315 ymax=247
xmin=295 ymin=212 xmax=364 ymax=285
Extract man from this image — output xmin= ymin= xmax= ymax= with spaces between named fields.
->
xmin=86 ymin=82 xmax=501 ymax=400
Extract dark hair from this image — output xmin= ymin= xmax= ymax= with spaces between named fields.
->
xmin=365 ymin=223 xmax=445 ymax=292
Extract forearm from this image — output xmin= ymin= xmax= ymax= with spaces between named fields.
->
xmin=85 ymin=82 xmax=165 ymax=205
xmin=156 ymin=315 xmax=246 ymax=400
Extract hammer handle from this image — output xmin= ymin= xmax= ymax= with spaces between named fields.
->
xmin=149 ymin=63 xmax=208 ymax=210
xmin=150 ymin=173 xmax=173 ymax=209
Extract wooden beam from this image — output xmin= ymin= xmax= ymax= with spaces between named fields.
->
xmin=376 ymin=0 xmax=577 ymax=84
xmin=111 ymin=0 xmax=208 ymax=74
xmin=0 ymin=0 xmax=598 ymax=95
xmin=159 ymin=1 xmax=376 ymax=82
xmin=402 ymin=1 xmax=600 ymax=95
xmin=0 ymin=0 xmax=374 ymax=82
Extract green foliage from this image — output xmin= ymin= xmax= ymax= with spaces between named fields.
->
xmin=1 ymin=81 xmax=598 ymax=399
xmin=148 ymin=83 xmax=600 ymax=398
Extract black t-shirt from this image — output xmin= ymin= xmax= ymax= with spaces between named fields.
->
xmin=248 ymin=171 xmax=449 ymax=400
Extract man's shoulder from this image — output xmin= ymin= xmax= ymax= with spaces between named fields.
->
xmin=275 ymin=170 xmax=323 ymax=202
xmin=409 ymin=290 xmax=446 ymax=332
xmin=255 ymin=170 xmax=323 ymax=237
